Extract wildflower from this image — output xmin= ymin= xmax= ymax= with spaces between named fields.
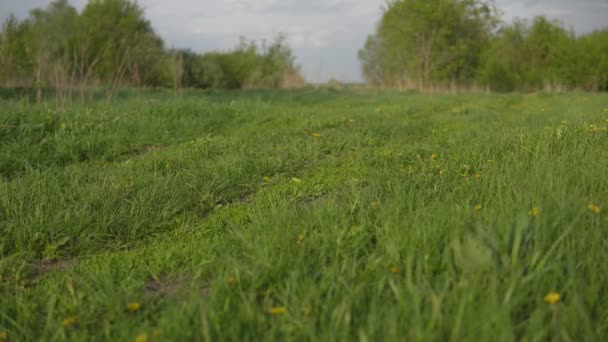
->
xmin=62 ymin=316 xmax=77 ymax=328
xmin=227 ymin=276 xmax=237 ymax=285
xmin=487 ymin=160 xmax=494 ymax=165
xmin=135 ymin=333 xmax=148 ymax=342
xmin=390 ymin=266 xmax=398 ymax=274
xmin=529 ymin=207 xmax=540 ymax=217
xmin=475 ymin=172 xmax=483 ymax=179
xmin=297 ymin=234 xmax=304 ymax=243
xmin=263 ymin=176 xmax=271 ymax=182
xmin=474 ymin=204 xmax=482 ymax=211
xmin=588 ymin=204 xmax=601 ymax=215
xmin=371 ymin=201 xmax=381 ymax=208
xmin=544 ymin=292 xmax=561 ymax=305
xmin=303 ymin=307 xmax=311 ymax=317
xmin=128 ymin=303 xmax=141 ymax=313
xmin=431 ymin=154 xmax=438 ymax=160
xmin=268 ymin=307 xmax=287 ymax=315
xmin=0 ymin=331 xmax=8 ymax=341
xmin=311 ymin=133 xmax=322 ymax=138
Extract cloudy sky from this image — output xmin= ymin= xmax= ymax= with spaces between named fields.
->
xmin=2 ymin=0 xmax=607 ymax=82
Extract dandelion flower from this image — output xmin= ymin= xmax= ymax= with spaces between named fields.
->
xmin=588 ymin=204 xmax=601 ymax=215
xmin=529 ymin=207 xmax=540 ymax=217
xmin=474 ymin=204 xmax=482 ymax=211
xmin=297 ymin=234 xmax=304 ymax=243
xmin=135 ymin=333 xmax=148 ymax=342
xmin=371 ymin=201 xmax=381 ymax=208
xmin=268 ymin=307 xmax=287 ymax=315
xmin=128 ymin=303 xmax=141 ymax=313
xmin=544 ymin=292 xmax=561 ymax=305
xmin=475 ymin=172 xmax=483 ymax=179
xmin=62 ymin=316 xmax=77 ymax=328
xmin=263 ymin=176 xmax=271 ymax=182
xmin=390 ymin=266 xmax=398 ymax=274
xmin=431 ymin=154 xmax=438 ymax=160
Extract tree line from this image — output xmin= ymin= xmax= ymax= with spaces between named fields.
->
xmin=359 ymin=0 xmax=608 ymax=92
xmin=0 ymin=0 xmax=304 ymax=103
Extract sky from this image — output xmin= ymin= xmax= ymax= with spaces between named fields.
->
xmin=1 ymin=0 xmax=607 ymax=83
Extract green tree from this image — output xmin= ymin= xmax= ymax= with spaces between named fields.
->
xmin=577 ymin=29 xmax=608 ymax=91
xmin=360 ymin=0 xmax=498 ymax=90
xmin=0 ymin=15 xmax=32 ymax=87
xmin=477 ymin=20 xmax=527 ymax=91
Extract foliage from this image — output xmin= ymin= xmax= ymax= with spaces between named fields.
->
xmin=0 ymin=0 xmax=304 ymax=97
xmin=360 ymin=0 xmax=498 ymax=90
xmin=361 ymin=1 xmax=608 ymax=92
xmin=172 ymin=35 xmax=304 ymax=90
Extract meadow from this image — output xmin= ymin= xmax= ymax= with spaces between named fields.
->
xmin=0 ymin=89 xmax=607 ymax=341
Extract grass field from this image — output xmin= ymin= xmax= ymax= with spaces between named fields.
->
xmin=1 ymin=89 xmax=607 ymax=341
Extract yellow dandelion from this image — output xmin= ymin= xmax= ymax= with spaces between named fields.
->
xmin=431 ymin=154 xmax=438 ymax=160
xmin=529 ymin=207 xmax=540 ymax=217
xmin=128 ymin=303 xmax=141 ymax=313
xmin=227 ymin=276 xmax=237 ymax=285
xmin=0 ymin=331 xmax=8 ymax=341
xmin=62 ymin=316 xmax=77 ymax=328
xmin=475 ymin=172 xmax=483 ymax=179
xmin=544 ymin=292 xmax=561 ymax=305
xmin=371 ymin=201 xmax=381 ymax=208
xmin=311 ymin=133 xmax=322 ymax=138
xmin=474 ymin=204 xmax=482 ymax=211
xmin=135 ymin=333 xmax=148 ymax=342
xmin=303 ymin=307 xmax=311 ymax=317
xmin=297 ymin=234 xmax=304 ymax=243
xmin=588 ymin=204 xmax=601 ymax=215
xmin=390 ymin=266 xmax=399 ymax=274
xmin=268 ymin=307 xmax=287 ymax=315
xmin=263 ymin=176 xmax=271 ymax=182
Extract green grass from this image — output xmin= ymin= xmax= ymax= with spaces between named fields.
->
xmin=1 ymin=89 xmax=607 ymax=341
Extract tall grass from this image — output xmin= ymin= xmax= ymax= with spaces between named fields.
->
xmin=0 ymin=89 xmax=607 ymax=340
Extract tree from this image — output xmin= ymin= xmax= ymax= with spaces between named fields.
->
xmin=0 ymin=15 xmax=32 ymax=87
xmin=24 ymin=0 xmax=79 ymax=103
xmin=577 ymin=29 xmax=608 ymax=91
xmin=360 ymin=0 xmax=498 ymax=91
xmin=477 ymin=20 xmax=527 ymax=91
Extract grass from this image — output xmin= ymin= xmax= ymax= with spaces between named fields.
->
xmin=0 ymin=88 xmax=607 ymax=341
